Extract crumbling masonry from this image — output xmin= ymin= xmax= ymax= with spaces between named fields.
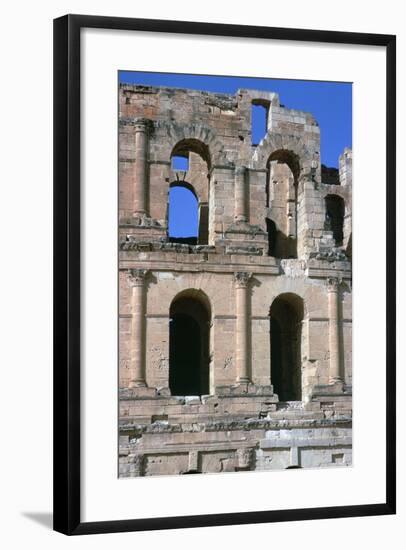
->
xmin=119 ymin=84 xmax=352 ymax=477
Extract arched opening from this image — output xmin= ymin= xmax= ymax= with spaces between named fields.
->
xmin=172 ymin=139 xmax=211 ymax=169
xmin=169 ymin=291 xmax=211 ymax=396
xmin=324 ymin=194 xmax=345 ymax=246
xmin=170 ymin=139 xmax=211 ymax=245
xmin=270 ymin=293 xmax=304 ymax=401
xmin=168 ymin=183 xmax=198 ymax=244
xmin=265 ymin=151 xmax=299 ymax=258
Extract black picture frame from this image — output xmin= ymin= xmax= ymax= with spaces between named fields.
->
xmin=53 ymin=14 xmax=396 ymax=536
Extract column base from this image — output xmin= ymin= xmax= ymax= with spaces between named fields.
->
xmin=126 ymin=386 xmax=158 ymax=398
xmin=119 ymin=213 xmax=163 ymax=229
xmin=129 ymin=380 xmax=147 ymax=388
xmin=329 ymin=378 xmax=344 ymax=391
xmin=311 ymin=380 xmax=352 ymax=398
xmin=131 ymin=213 xmax=161 ymax=227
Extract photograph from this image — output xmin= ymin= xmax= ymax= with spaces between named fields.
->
xmin=0 ymin=1 xmax=399 ymax=544
xmin=118 ymin=71 xmax=353 ymax=477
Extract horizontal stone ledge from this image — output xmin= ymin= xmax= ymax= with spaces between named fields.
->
xmin=144 ymin=313 xmax=170 ymax=319
xmin=119 ymin=394 xmax=351 ymax=411
xmin=118 ymin=263 xmax=281 ymax=275
xmin=246 ymin=167 xmax=268 ymax=173
xmin=118 ymin=223 xmax=164 ymax=231
xmin=119 ymin=393 xmax=280 ymax=405
xmin=118 ymin=407 xmax=325 ymax=420
xmin=120 ymin=410 xmax=326 ymax=422
xmin=213 ymin=314 xmax=237 ymax=320
xmin=119 ymin=262 xmax=280 ymax=272
xmin=119 ymin=416 xmax=352 ymax=434
xmin=215 ymin=384 xmax=276 ymax=398
xmin=210 ymin=164 xmax=235 ymax=171
xmin=251 ymin=315 xmax=273 ymax=321
xmin=260 ymin=436 xmax=352 ymax=449
xmin=311 ymin=383 xmax=353 ymax=398
xmin=120 ymin=243 xmax=214 ymax=254
xmin=147 ymin=159 xmax=171 ymax=165
xmin=307 ymin=269 xmax=352 ymax=279
xmin=122 ymin=442 xmax=256 ymax=455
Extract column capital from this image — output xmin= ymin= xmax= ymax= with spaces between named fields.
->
xmin=326 ymin=276 xmax=341 ymax=292
xmin=236 ymin=447 xmax=254 ymax=469
xmin=127 ymin=268 xmax=148 ymax=286
xmin=234 ymin=271 xmax=252 ymax=289
xmin=133 ymin=117 xmax=153 ymax=133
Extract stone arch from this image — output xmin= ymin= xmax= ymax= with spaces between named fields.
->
xmin=166 ymin=135 xmax=215 ymax=245
xmin=169 ymin=289 xmax=212 ymax=396
xmin=269 ymin=292 xmax=304 ymax=401
xmin=169 ymin=141 xmax=209 ymax=203
xmin=265 ymin=152 xmax=298 ymax=258
xmin=171 ymin=138 xmax=211 ymax=170
xmin=159 ymin=122 xmax=228 ymax=167
xmin=170 ymin=288 xmax=212 ymax=313
xmin=251 ymin=133 xmax=316 ymax=179
xmin=169 ymin=179 xmax=198 ymax=200
xmin=267 ymin=149 xmax=301 ymax=183
xmin=320 ymin=186 xmax=348 ymax=203
xmin=254 ymin=138 xmax=318 ymax=260
xmin=263 ymin=144 xmax=308 ymax=259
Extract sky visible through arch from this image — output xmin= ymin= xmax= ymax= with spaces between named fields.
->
xmin=119 ymin=71 xmax=352 ymax=238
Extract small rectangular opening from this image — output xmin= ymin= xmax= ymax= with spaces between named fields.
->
xmin=172 ymin=155 xmax=189 ymax=171
xmin=251 ymin=103 xmax=268 ymax=145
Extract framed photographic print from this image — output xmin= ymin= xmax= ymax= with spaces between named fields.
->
xmin=53 ymin=14 xmax=396 ymax=535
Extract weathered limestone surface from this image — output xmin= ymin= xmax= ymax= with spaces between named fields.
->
xmin=118 ymin=84 xmax=352 ymax=477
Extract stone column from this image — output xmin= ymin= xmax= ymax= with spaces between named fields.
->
xmin=127 ymin=269 xmax=148 ymax=387
xmin=327 ymin=277 xmax=342 ymax=384
xmin=133 ymin=118 xmax=150 ymax=216
xmin=234 ymin=166 xmax=247 ymax=222
xmin=234 ymin=272 xmax=252 ymax=383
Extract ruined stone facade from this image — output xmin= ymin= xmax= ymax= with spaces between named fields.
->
xmin=118 ymin=83 xmax=352 ymax=477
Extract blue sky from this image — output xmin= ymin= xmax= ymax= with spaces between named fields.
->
xmin=119 ymin=71 xmax=352 ymax=238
